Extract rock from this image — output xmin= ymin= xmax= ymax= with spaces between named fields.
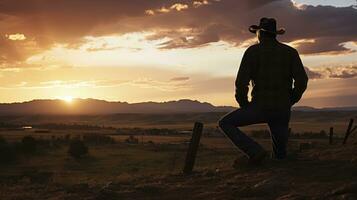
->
xmin=96 ymin=188 xmax=120 ymax=200
xmin=134 ymin=183 xmax=164 ymax=194
xmin=299 ymin=142 xmax=313 ymax=151
xmin=251 ymin=177 xmax=289 ymax=195
xmin=101 ymin=181 xmax=121 ymax=191
xmin=232 ymin=156 xmax=249 ymax=169
xmin=203 ymin=169 xmax=217 ymax=177
xmin=22 ymin=170 xmax=54 ymax=184
xmin=277 ymin=193 xmax=308 ymax=200
xmin=65 ymin=183 xmax=89 ymax=193
xmin=337 ymin=193 xmax=357 ymax=200
xmin=331 ymin=183 xmax=357 ymax=195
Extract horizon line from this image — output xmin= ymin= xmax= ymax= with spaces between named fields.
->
xmin=1 ymin=98 xmax=357 ymax=109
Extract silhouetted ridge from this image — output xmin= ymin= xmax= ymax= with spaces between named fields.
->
xmin=0 ymin=99 xmax=356 ymax=115
xmin=0 ymin=99 xmax=235 ymax=115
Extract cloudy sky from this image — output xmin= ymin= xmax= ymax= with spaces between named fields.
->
xmin=0 ymin=0 xmax=356 ymax=107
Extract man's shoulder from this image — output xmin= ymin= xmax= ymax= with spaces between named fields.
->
xmin=277 ymin=42 xmax=298 ymax=54
xmin=245 ymin=43 xmax=260 ymax=54
xmin=247 ymin=43 xmax=260 ymax=50
xmin=246 ymin=41 xmax=299 ymax=55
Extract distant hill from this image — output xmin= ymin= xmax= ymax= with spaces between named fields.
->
xmin=0 ymin=99 xmax=356 ymax=115
xmin=0 ymin=99 xmax=236 ymax=115
xmin=291 ymin=106 xmax=317 ymax=111
xmin=293 ymin=106 xmax=357 ymax=111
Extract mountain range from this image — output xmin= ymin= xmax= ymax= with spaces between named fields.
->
xmin=0 ymin=99 xmax=356 ymax=115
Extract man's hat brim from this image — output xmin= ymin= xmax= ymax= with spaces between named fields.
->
xmin=249 ymin=25 xmax=286 ymax=35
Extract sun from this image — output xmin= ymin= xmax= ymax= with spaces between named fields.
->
xmin=62 ymin=96 xmax=74 ymax=103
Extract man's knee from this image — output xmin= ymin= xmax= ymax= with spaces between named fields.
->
xmin=218 ymin=117 xmax=229 ymax=129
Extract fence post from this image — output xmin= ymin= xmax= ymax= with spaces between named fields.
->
xmin=343 ymin=119 xmax=354 ymax=145
xmin=183 ymin=122 xmax=204 ymax=175
xmin=329 ymin=127 xmax=333 ymax=145
xmin=288 ymin=128 xmax=292 ymax=137
xmin=350 ymin=126 xmax=357 ymax=136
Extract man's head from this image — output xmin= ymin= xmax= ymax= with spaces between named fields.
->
xmin=256 ymin=29 xmax=276 ymax=41
xmin=249 ymin=18 xmax=285 ymax=42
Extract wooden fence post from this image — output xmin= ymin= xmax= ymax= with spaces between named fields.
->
xmin=288 ymin=128 xmax=292 ymax=137
xmin=183 ymin=122 xmax=204 ymax=175
xmin=329 ymin=127 xmax=333 ymax=145
xmin=350 ymin=126 xmax=357 ymax=136
xmin=343 ymin=119 xmax=354 ymax=145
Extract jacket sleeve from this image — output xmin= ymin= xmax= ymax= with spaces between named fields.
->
xmin=291 ymin=49 xmax=308 ymax=105
xmin=235 ymin=49 xmax=252 ymax=108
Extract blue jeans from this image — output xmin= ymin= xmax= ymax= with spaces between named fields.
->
xmin=218 ymin=104 xmax=291 ymax=159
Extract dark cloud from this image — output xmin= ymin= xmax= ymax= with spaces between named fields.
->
xmin=305 ymin=66 xmax=323 ymax=79
xmin=293 ymin=37 xmax=355 ymax=55
xmin=305 ymin=65 xmax=357 ymax=79
xmin=0 ymin=0 xmax=176 ymax=65
xmin=0 ymin=0 xmax=356 ymax=65
xmin=145 ymin=0 xmax=357 ymax=54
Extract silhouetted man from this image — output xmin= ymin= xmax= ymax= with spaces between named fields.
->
xmin=219 ymin=18 xmax=308 ymax=164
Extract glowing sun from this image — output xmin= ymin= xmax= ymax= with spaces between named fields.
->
xmin=62 ymin=96 xmax=74 ymax=103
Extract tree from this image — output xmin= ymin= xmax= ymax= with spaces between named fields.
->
xmin=68 ymin=139 xmax=88 ymax=159
xmin=21 ymin=136 xmax=37 ymax=154
xmin=0 ymin=136 xmax=16 ymax=163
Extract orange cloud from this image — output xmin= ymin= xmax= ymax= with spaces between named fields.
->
xmin=6 ymin=33 xmax=26 ymax=41
xmin=0 ymin=0 xmax=356 ymax=67
xmin=305 ymin=65 xmax=357 ymax=79
xmin=170 ymin=3 xmax=189 ymax=11
xmin=193 ymin=0 xmax=210 ymax=8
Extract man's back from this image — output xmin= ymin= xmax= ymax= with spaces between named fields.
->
xmin=235 ymin=38 xmax=308 ymax=110
xmin=220 ymin=17 xmax=308 ymax=163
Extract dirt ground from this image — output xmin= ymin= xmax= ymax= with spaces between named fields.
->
xmin=1 ymin=140 xmax=356 ymax=200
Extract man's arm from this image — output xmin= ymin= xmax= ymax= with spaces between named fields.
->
xmin=291 ymin=49 xmax=308 ymax=105
xmin=235 ymin=49 xmax=252 ymax=108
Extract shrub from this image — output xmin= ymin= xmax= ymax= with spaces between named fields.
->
xmin=125 ymin=135 xmax=139 ymax=144
xmin=0 ymin=136 xmax=7 ymax=146
xmin=83 ymin=134 xmax=115 ymax=145
xmin=65 ymin=134 xmax=71 ymax=142
xmin=21 ymin=136 xmax=37 ymax=154
xmin=0 ymin=136 xmax=16 ymax=163
xmin=68 ymin=139 xmax=88 ymax=159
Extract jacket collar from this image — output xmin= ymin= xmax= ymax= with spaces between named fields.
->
xmin=259 ymin=37 xmax=278 ymax=44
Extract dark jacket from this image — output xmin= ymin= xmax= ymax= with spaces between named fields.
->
xmin=235 ymin=38 xmax=308 ymax=110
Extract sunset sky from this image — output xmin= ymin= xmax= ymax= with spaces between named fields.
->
xmin=0 ymin=0 xmax=356 ymax=108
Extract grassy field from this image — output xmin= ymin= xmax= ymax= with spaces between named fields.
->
xmin=0 ymin=136 xmax=241 ymax=185
xmin=0 ymin=130 xmax=347 ymax=180
xmin=0 ymin=111 xmax=356 ymax=199
xmin=0 ymin=111 xmax=355 ymax=134
xmin=0 ymin=134 xmax=356 ymax=199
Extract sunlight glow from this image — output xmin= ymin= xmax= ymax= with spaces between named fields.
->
xmin=62 ymin=96 xmax=74 ymax=103
xmin=6 ymin=33 xmax=26 ymax=41
xmin=25 ymin=32 xmax=243 ymax=76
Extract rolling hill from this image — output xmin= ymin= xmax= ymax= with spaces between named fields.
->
xmin=0 ymin=99 xmax=356 ymax=115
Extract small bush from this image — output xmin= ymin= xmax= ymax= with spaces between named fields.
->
xmin=0 ymin=136 xmax=7 ymax=146
xmin=0 ymin=136 xmax=16 ymax=163
xmin=125 ymin=135 xmax=139 ymax=144
xmin=21 ymin=136 xmax=37 ymax=154
xmin=68 ymin=139 xmax=88 ymax=159
xmin=83 ymin=134 xmax=115 ymax=145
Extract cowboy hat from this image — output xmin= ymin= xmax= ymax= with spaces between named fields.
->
xmin=249 ymin=17 xmax=285 ymax=35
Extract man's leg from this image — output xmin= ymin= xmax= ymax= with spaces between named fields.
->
xmin=218 ymin=104 xmax=266 ymax=158
xmin=266 ymin=109 xmax=291 ymax=159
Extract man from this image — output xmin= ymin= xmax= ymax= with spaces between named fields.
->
xmin=219 ymin=18 xmax=308 ymax=164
